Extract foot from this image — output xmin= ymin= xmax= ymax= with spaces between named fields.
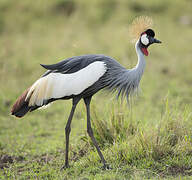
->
xmin=101 ymin=163 xmax=112 ymax=170
xmin=60 ymin=164 xmax=70 ymax=170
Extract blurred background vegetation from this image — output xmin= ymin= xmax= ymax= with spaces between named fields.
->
xmin=0 ymin=0 xmax=192 ymax=179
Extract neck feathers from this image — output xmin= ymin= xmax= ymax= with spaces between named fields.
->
xmin=134 ymin=40 xmax=146 ymax=74
xmin=105 ymin=40 xmax=146 ymax=101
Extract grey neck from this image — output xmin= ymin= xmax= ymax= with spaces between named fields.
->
xmin=134 ymin=40 xmax=146 ymax=73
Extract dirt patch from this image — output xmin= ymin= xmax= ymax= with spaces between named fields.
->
xmin=0 ymin=154 xmax=13 ymax=168
xmin=0 ymin=154 xmax=24 ymax=169
xmin=167 ymin=165 xmax=192 ymax=176
xmin=159 ymin=165 xmax=192 ymax=177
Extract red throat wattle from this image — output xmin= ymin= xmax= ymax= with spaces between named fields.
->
xmin=141 ymin=48 xmax=149 ymax=56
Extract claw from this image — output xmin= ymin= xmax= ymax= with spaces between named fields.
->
xmin=60 ymin=164 xmax=70 ymax=170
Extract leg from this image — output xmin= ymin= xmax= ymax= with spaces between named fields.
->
xmin=61 ymin=97 xmax=81 ymax=169
xmin=84 ymin=97 xmax=109 ymax=169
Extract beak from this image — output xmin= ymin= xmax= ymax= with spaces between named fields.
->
xmin=151 ymin=37 xmax=162 ymax=44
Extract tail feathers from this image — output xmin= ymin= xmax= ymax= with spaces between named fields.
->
xmin=11 ymin=76 xmax=54 ymax=118
xmin=12 ymin=102 xmax=30 ymax=118
xmin=11 ymin=88 xmax=32 ymax=118
xmin=11 ymin=85 xmax=51 ymax=118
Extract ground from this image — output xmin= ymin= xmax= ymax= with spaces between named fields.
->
xmin=0 ymin=0 xmax=192 ymax=179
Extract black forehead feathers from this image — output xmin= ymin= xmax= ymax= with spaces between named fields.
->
xmin=145 ymin=29 xmax=155 ymax=37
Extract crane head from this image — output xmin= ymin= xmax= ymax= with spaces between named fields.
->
xmin=139 ymin=29 xmax=161 ymax=56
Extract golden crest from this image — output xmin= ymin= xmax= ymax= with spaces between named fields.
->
xmin=129 ymin=16 xmax=153 ymax=43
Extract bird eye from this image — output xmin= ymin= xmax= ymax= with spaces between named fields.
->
xmin=141 ymin=34 xmax=149 ymax=46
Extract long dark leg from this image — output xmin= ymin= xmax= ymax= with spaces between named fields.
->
xmin=84 ymin=97 xmax=108 ymax=169
xmin=61 ymin=97 xmax=81 ymax=169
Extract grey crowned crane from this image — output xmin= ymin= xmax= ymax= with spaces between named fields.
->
xmin=11 ymin=16 xmax=161 ymax=169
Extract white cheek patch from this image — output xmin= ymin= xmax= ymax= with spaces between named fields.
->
xmin=141 ymin=34 xmax=149 ymax=46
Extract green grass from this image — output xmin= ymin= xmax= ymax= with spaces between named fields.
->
xmin=0 ymin=0 xmax=192 ymax=179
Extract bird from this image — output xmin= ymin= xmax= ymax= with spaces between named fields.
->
xmin=11 ymin=16 xmax=161 ymax=169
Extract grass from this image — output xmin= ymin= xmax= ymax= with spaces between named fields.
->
xmin=0 ymin=0 xmax=192 ymax=179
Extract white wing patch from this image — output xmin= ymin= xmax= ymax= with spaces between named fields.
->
xmin=26 ymin=61 xmax=107 ymax=106
xmin=141 ymin=34 xmax=149 ymax=45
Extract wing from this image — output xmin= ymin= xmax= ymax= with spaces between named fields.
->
xmin=41 ymin=54 xmax=108 ymax=76
xmin=26 ymin=55 xmax=109 ymax=107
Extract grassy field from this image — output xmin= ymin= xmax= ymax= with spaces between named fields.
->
xmin=0 ymin=0 xmax=192 ymax=179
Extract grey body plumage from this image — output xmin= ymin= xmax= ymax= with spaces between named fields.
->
xmin=40 ymin=40 xmax=145 ymax=103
